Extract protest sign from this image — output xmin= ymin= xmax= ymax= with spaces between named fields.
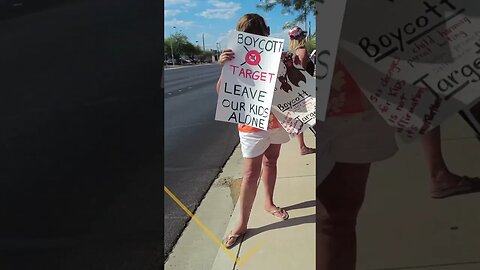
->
xmin=337 ymin=0 xmax=480 ymax=141
xmin=315 ymin=0 xmax=348 ymax=121
xmin=271 ymin=52 xmax=316 ymax=135
xmin=215 ymin=31 xmax=284 ymax=130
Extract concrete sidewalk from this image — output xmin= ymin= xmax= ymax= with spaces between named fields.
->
xmin=357 ymin=114 xmax=480 ymax=270
xmin=165 ymin=130 xmax=316 ymax=270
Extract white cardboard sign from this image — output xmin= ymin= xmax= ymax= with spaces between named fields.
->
xmin=215 ymin=31 xmax=284 ymax=130
xmin=271 ymin=52 xmax=316 ymax=135
xmin=315 ymin=0 xmax=349 ymax=121
xmin=338 ymin=0 xmax=480 ymax=140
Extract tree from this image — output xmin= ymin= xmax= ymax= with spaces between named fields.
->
xmin=257 ymin=0 xmax=318 ymax=30
xmin=183 ymin=43 xmax=203 ymax=60
xmin=164 ymin=33 xmax=200 ymax=60
xmin=201 ymin=50 xmax=214 ymax=62
xmin=306 ymin=35 xmax=316 ymax=52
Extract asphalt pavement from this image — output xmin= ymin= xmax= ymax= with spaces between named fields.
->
xmin=164 ymin=64 xmax=239 ymax=258
xmin=0 ymin=0 xmax=162 ymax=269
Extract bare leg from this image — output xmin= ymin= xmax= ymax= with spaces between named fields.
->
xmin=422 ymin=126 xmax=480 ymax=198
xmin=298 ymin=132 xmax=315 ymax=155
xmin=316 ymin=162 xmax=371 ymax=270
xmin=422 ymin=127 xmax=464 ymax=192
xmin=260 ymin=144 xmax=287 ymax=218
xmin=228 ymin=154 xmax=263 ymax=238
xmin=421 ymin=126 xmax=450 ymax=179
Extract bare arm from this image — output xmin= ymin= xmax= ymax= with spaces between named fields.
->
xmin=216 ymin=49 xmax=235 ymax=95
xmin=295 ymin=47 xmax=311 ymax=70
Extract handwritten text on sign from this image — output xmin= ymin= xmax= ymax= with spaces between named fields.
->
xmin=215 ymin=31 xmax=284 ymax=130
xmin=339 ymin=0 xmax=480 ymax=141
xmin=272 ymin=52 xmax=316 ymax=135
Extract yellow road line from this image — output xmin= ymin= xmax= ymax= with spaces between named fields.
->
xmin=164 ymin=186 xmax=238 ymax=261
xmin=236 ymin=242 xmax=265 ymax=266
xmin=164 ymin=185 xmax=263 ymax=266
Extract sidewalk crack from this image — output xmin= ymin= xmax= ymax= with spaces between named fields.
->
xmin=231 ymin=234 xmax=245 ymax=270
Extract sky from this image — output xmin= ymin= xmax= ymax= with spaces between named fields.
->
xmin=164 ymin=0 xmax=316 ymax=51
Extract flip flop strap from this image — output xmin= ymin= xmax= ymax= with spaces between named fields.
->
xmin=272 ymin=208 xmax=286 ymax=216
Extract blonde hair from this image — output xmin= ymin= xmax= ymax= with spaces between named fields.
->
xmin=289 ymin=38 xmax=307 ymax=52
xmin=236 ymin=13 xmax=268 ymax=36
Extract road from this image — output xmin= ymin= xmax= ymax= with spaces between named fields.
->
xmin=0 ymin=0 xmax=162 ymax=269
xmin=163 ymin=64 xmax=239 ymax=258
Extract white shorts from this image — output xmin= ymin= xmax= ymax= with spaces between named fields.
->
xmin=316 ymin=109 xmax=398 ymax=184
xmin=239 ymin=128 xmax=291 ymax=158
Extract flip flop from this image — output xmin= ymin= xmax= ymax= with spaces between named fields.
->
xmin=431 ymin=176 xmax=480 ymax=199
xmin=266 ymin=206 xmax=289 ymax=220
xmin=223 ymin=231 xmax=245 ymax=249
xmin=301 ymin=147 xmax=316 ymax=155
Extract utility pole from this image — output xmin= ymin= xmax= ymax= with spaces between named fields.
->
xmin=304 ymin=8 xmax=307 ymax=30
xmin=309 ymin=21 xmax=311 ymax=39
xmin=171 ymin=26 xmax=176 ymax=67
xmin=195 ymin=41 xmax=199 ymax=63
xmin=304 ymin=8 xmax=308 ymax=40
xmin=170 ymin=39 xmax=174 ymax=66
xmin=202 ymin=33 xmax=205 ymax=52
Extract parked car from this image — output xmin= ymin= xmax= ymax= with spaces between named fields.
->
xmin=179 ymin=57 xmax=192 ymax=64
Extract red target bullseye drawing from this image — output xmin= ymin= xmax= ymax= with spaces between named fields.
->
xmin=245 ymin=50 xmax=261 ymax=66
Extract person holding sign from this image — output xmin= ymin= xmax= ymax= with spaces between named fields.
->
xmin=216 ymin=13 xmax=290 ymax=249
xmin=288 ymin=26 xmax=316 ymax=155
xmin=316 ymin=61 xmax=398 ymax=270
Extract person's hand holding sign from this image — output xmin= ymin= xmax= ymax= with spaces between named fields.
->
xmin=216 ymin=49 xmax=235 ymax=94
xmin=219 ymin=49 xmax=235 ymax=65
